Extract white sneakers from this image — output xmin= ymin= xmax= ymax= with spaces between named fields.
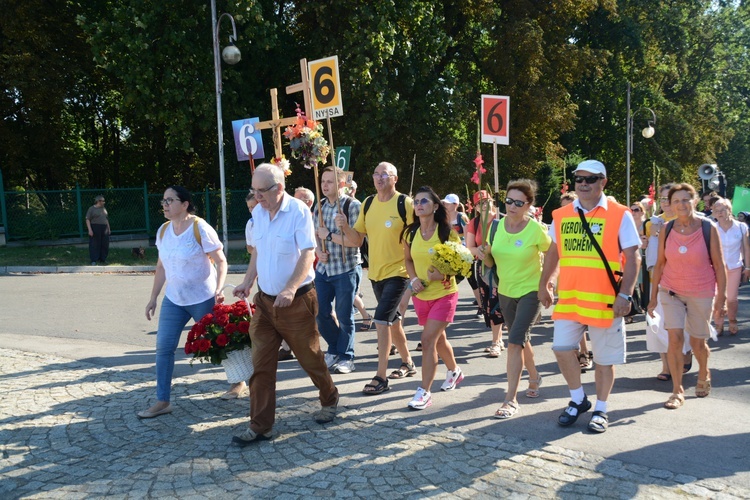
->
xmin=408 ymin=387 xmax=432 ymax=410
xmin=440 ymin=367 xmax=464 ymax=391
xmin=334 ymin=359 xmax=355 ymax=374
xmin=324 ymin=353 xmax=339 ymax=369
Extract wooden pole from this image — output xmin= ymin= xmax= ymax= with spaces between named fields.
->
xmin=493 ymin=139 xmax=499 ymax=195
xmin=409 ymin=154 xmax=417 ymax=197
xmin=325 ymin=111 xmax=346 ymax=262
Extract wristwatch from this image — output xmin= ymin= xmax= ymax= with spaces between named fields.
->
xmin=326 ymin=231 xmax=333 ymax=242
xmin=618 ymin=292 xmax=633 ymax=302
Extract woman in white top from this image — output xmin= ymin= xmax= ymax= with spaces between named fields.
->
xmin=139 ymin=186 xmax=228 ymax=418
xmin=711 ymin=198 xmax=750 ymax=335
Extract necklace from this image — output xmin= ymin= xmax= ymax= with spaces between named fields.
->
xmin=676 ymin=219 xmax=694 ymax=233
xmin=420 ymin=224 xmax=436 ymax=237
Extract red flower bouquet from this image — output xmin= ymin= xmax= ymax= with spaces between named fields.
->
xmin=185 ymin=301 xmax=255 ymax=366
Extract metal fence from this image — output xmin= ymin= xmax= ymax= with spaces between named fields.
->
xmin=0 ymin=173 xmax=251 ymax=242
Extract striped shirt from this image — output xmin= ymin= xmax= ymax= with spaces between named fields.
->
xmin=314 ymin=196 xmax=362 ymax=276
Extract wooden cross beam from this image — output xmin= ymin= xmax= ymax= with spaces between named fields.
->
xmin=253 ymin=88 xmax=297 ymax=159
xmin=285 ymin=58 xmax=313 ymax=119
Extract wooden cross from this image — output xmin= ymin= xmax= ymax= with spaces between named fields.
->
xmin=253 ymin=88 xmax=297 ymax=159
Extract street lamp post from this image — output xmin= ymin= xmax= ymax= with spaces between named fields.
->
xmin=212 ymin=0 xmax=241 ymax=249
xmin=626 ymin=83 xmax=657 ymax=206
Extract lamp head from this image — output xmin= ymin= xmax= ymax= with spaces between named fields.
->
xmin=222 ymin=44 xmax=241 ymax=65
xmin=641 ymin=125 xmax=655 ymax=139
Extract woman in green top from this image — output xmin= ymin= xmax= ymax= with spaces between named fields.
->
xmin=402 ymin=186 xmax=463 ymax=410
xmin=483 ymin=179 xmax=551 ymax=419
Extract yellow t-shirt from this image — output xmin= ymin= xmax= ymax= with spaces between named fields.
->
xmin=490 ymin=218 xmax=551 ymax=298
xmin=407 ymin=229 xmax=459 ymax=300
xmin=353 ymin=193 xmax=414 ymax=281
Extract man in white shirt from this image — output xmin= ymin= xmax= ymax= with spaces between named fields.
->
xmin=233 ymin=164 xmax=338 ymax=446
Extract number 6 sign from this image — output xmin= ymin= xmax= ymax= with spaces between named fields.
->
xmin=481 ymin=95 xmax=510 ymax=145
xmin=308 ymin=56 xmax=344 ymax=120
xmin=232 ymin=117 xmax=265 ymax=161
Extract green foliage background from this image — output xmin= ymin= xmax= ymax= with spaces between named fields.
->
xmin=2 ymin=0 xmax=749 ymax=211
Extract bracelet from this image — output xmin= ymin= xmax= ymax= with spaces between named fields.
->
xmin=409 ymin=277 xmax=420 ymax=288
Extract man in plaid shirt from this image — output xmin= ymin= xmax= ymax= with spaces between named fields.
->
xmin=314 ymin=166 xmax=363 ymax=374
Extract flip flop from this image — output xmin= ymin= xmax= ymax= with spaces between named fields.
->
xmin=656 ymin=373 xmax=672 ymax=382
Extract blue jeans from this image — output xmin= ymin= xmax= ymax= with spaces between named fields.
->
xmin=155 ymin=295 xmax=215 ymax=402
xmin=315 ymin=265 xmax=361 ymax=360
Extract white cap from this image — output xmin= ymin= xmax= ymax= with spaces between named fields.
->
xmin=573 ymin=159 xmax=607 ymax=177
xmin=442 ymin=193 xmax=460 ymax=204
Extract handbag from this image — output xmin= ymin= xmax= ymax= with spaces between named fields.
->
xmin=577 ymin=208 xmax=641 ymax=316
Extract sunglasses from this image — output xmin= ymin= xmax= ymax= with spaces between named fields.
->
xmin=630 ymin=207 xmax=642 ymax=212
xmin=574 ymin=175 xmax=603 ymax=184
xmin=505 ymin=197 xmax=527 ymax=208
xmin=414 ymin=197 xmax=433 ymax=206
xmin=160 ymin=198 xmax=177 ymax=206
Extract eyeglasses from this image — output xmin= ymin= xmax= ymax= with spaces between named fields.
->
xmin=160 ymin=198 xmax=177 ymax=206
xmin=252 ymin=184 xmax=278 ymax=197
xmin=574 ymin=175 xmax=603 ymax=184
xmin=671 ymin=198 xmax=693 ymax=205
xmin=372 ymin=173 xmax=394 ymax=180
xmin=505 ymin=197 xmax=527 ymax=208
xmin=414 ymin=197 xmax=432 ymax=206
xmin=630 ymin=207 xmax=642 ymax=212
xmin=659 ymin=197 xmax=669 ymax=202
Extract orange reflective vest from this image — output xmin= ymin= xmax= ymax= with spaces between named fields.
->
xmin=552 ymin=201 xmax=628 ymax=328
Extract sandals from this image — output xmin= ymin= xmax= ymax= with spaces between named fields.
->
xmin=656 ymin=373 xmax=672 ymax=382
xmin=729 ymin=320 xmax=739 ymax=335
xmin=695 ymin=378 xmax=712 ymax=398
xmin=359 ymin=316 xmax=374 ymax=331
xmin=664 ymin=393 xmax=685 ymax=409
xmin=578 ymin=351 xmax=593 ymax=372
xmin=587 ymin=411 xmax=609 ymax=433
xmin=362 ymin=376 xmax=390 ymax=395
xmin=388 ymin=362 xmax=417 ymax=379
xmin=494 ymin=401 xmax=519 ymax=419
xmin=487 ymin=342 xmax=503 ymax=358
xmin=526 ymin=375 xmax=543 ymax=398
xmin=716 ymin=323 xmax=724 ymax=336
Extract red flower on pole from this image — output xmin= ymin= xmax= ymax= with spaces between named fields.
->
xmin=471 ymin=152 xmax=486 ymax=186
xmin=560 ymin=182 xmax=569 ymax=195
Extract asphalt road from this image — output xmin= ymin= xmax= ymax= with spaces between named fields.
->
xmin=1 ymin=271 xmax=748 ymax=489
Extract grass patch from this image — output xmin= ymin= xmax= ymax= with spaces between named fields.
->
xmin=0 ymin=245 xmax=250 ymax=267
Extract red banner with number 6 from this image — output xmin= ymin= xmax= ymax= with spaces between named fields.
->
xmin=481 ymin=95 xmax=509 ymax=145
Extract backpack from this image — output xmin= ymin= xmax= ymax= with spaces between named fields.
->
xmin=663 ymin=218 xmax=713 ymax=265
xmin=313 ymin=196 xmax=353 ymax=224
xmin=158 ymin=217 xmax=214 ymax=262
xmin=360 ymin=193 xmax=408 ymax=267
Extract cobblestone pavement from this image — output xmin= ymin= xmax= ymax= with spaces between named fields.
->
xmin=2 ymin=349 xmax=749 ymax=499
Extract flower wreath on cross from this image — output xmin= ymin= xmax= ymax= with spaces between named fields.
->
xmin=282 ymin=104 xmax=330 ymax=170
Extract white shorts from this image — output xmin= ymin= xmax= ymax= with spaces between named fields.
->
xmin=552 ymin=318 xmax=626 ymax=366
